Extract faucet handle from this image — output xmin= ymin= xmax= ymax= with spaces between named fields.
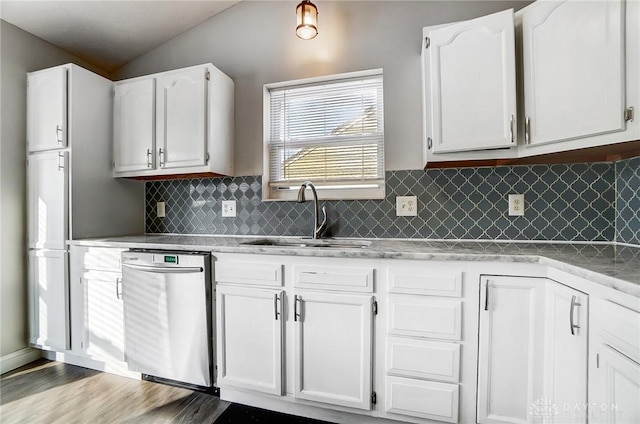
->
xmin=316 ymin=205 xmax=328 ymax=238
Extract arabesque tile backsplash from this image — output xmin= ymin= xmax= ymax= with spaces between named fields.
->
xmin=146 ymin=158 xmax=639 ymax=245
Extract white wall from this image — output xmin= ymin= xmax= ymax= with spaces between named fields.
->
xmin=114 ymin=1 xmax=530 ymax=176
xmin=0 ymin=19 xmax=107 ymax=358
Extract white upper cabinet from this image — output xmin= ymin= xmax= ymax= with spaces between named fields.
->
xmin=521 ymin=0 xmax=626 ymax=147
xmin=27 ymin=66 xmax=68 ymax=152
xmin=113 ymin=78 xmax=155 ymax=173
xmin=27 ymin=151 xmax=68 ymax=250
xmin=113 ymin=63 xmax=234 ymax=178
xmin=156 ymin=67 xmax=208 ymax=170
xmin=422 ymin=0 xmax=639 ymax=165
xmin=425 ymin=9 xmax=517 ymax=155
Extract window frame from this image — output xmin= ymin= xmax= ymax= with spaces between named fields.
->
xmin=262 ymin=69 xmax=385 ymax=201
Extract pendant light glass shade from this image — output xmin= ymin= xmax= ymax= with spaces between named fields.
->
xmin=296 ymin=0 xmax=318 ymax=40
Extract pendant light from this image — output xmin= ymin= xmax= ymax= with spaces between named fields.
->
xmin=296 ymin=0 xmax=318 ymax=40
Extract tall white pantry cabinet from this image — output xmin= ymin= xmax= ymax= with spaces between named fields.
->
xmin=27 ymin=64 xmax=144 ymax=351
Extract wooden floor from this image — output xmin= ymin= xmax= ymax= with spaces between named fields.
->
xmin=0 ymin=359 xmax=230 ymax=423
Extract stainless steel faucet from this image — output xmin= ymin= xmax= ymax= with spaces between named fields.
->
xmin=297 ymin=181 xmax=327 ymax=239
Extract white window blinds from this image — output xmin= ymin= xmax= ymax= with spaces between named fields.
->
xmin=266 ymin=72 xmax=384 ymax=199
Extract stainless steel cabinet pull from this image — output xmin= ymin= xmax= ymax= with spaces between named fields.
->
xmin=116 ymin=277 xmax=122 ymax=299
xmin=484 ymin=282 xmax=489 ymax=311
xmin=525 ymin=117 xmax=531 ymax=144
xmin=158 ymin=148 xmax=165 ymax=168
xmin=294 ymin=295 xmax=301 ymax=322
xmin=146 ymin=149 xmax=152 ymax=168
xmin=570 ymin=295 xmax=581 ymax=335
xmin=56 ymin=125 xmax=63 ymax=144
xmin=509 ymin=115 xmax=515 ymax=143
xmin=274 ymin=293 xmax=280 ymax=320
xmin=57 ymin=152 xmax=65 ymax=171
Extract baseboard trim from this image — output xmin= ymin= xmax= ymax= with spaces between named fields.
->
xmin=0 ymin=347 xmax=42 ymax=375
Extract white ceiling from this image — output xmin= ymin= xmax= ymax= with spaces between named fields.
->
xmin=0 ymin=0 xmax=240 ymax=72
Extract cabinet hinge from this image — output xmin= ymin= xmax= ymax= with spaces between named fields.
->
xmin=371 ymin=391 xmax=377 ymax=405
xmin=625 ymin=107 xmax=634 ymax=122
xmin=424 ymin=36 xmax=430 ymax=50
xmin=372 ymin=300 xmax=378 ymax=315
xmin=206 ymin=70 xmax=210 ymax=81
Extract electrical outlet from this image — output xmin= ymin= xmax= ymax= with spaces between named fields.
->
xmin=222 ymin=200 xmax=236 ymax=218
xmin=396 ymin=196 xmax=418 ymax=217
xmin=157 ymin=202 xmax=166 ymax=218
xmin=508 ymin=194 xmax=525 ymax=216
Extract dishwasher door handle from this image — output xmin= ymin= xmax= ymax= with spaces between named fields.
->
xmin=122 ymin=263 xmax=203 ymax=274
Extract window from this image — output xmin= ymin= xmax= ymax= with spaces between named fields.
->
xmin=263 ymin=69 xmax=384 ymax=200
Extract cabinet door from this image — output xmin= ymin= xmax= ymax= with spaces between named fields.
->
xmin=156 ymin=67 xmax=208 ymax=170
xmin=543 ymin=282 xmax=588 ymax=424
xmin=477 ymin=276 xmax=545 ymax=424
xmin=27 ymin=66 xmax=67 ymax=152
xmin=84 ymin=270 xmax=125 ymax=363
xmin=113 ymin=79 xmax=155 ymax=173
xmin=427 ymin=9 xmax=516 ymax=154
xmin=589 ymin=343 xmax=640 ymax=424
xmin=28 ymin=151 xmax=68 ymax=250
xmin=294 ymin=292 xmax=373 ymax=410
xmin=28 ymin=250 xmax=69 ymax=350
xmin=216 ymin=285 xmax=283 ymax=395
xmin=522 ymin=0 xmax=625 ymax=146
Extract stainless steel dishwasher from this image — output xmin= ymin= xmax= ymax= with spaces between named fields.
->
xmin=121 ymin=250 xmax=213 ymax=388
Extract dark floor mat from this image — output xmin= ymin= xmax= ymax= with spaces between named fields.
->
xmin=214 ymin=403 xmax=337 ymax=424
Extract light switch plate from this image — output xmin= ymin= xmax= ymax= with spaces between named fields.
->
xmin=508 ymin=194 xmax=525 ymax=216
xmin=396 ymin=196 xmax=418 ymax=217
xmin=222 ymin=200 xmax=236 ymax=218
xmin=157 ymin=202 xmax=166 ymax=218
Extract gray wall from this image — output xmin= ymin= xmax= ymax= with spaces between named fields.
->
xmin=0 ymin=19 xmax=107 ymax=358
xmin=114 ymin=1 xmax=530 ymax=176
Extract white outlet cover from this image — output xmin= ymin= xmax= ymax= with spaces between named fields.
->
xmin=396 ymin=196 xmax=418 ymax=217
xmin=222 ymin=200 xmax=236 ymax=218
xmin=508 ymin=194 xmax=525 ymax=216
xmin=156 ymin=201 xmax=166 ymax=218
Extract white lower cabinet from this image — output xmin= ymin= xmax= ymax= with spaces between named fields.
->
xmin=477 ymin=276 xmax=546 ymax=424
xmin=385 ymin=376 xmax=459 ymax=422
xmin=216 ymin=285 xmax=283 ymax=395
xmin=293 ymin=291 xmax=373 ymax=410
xmin=589 ymin=298 xmax=640 ymax=424
xmin=69 ymin=246 xmax=126 ymax=365
xmin=28 ymin=249 xmax=69 ymax=350
xmin=543 ymin=283 xmax=588 ymax=424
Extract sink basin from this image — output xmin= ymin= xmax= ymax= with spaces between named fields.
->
xmin=241 ymin=238 xmax=372 ymax=249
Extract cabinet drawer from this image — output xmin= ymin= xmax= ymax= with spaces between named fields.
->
xmin=78 ymin=247 xmax=126 ymax=272
xmin=385 ymin=376 xmax=459 ymax=423
xmin=387 ymin=263 xmax=462 ymax=297
xmin=388 ymin=296 xmax=462 ymax=341
xmin=593 ymin=298 xmax=640 ymax=363
xmin=294 ymin=265 xmax=374 ymax=292
xmin=386 ymin=337 xmax=460 ymax=382
xmin=215 ymin=261 xmax=283 ymax=287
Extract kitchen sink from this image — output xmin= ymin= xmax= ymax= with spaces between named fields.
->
xmin=241 ymin=238 xmax=372 ymax=249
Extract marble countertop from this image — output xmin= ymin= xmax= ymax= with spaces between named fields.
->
xmin=68 ymin=235 xmax=640 ymax=297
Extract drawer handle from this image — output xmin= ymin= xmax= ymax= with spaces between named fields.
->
xmin=116 ymin=277 xmax=123 ymax=300
xmin=56 ymin=125 xmax=63 ymax=144
xmin=570 ymin=295 xmax=581 ymax=335
xmin=294 ymin=295 xmax=301 ymax=322
xmin=274 ymin=293 xmax=280 ymax=321
xmin=484 ymin=282 xmax=489 ymax=311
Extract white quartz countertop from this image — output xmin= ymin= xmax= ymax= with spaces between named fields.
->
xmin=68 ymin=235 xmax=640 ymax=297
